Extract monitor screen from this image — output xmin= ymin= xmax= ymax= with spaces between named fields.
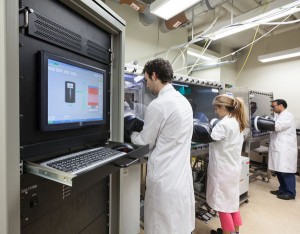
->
xmin=40 ymin=51 xmax=106 ymax=131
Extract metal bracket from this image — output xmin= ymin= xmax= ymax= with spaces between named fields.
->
xmin=24 ymin=161 xmax=76 ymax=186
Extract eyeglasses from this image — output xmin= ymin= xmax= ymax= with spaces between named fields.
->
xmin=270 ymin=104 xmax=278 ymax=109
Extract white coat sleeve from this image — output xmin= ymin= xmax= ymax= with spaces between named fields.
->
xmin=130 ymin=103 xmax=164 ymax=149
xmin=275 ymin=112 xmax=293 ymax=132
xmin=210 ymin=120 xmax=227 ymax=141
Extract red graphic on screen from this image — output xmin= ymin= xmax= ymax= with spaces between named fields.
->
xmin=88 ymin=86 xmax=99 ymax=107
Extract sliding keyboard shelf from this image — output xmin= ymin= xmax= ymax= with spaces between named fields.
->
xmin=24 ymin=142 xmax=149 ymax=187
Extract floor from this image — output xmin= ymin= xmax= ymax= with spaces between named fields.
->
xmin=140 ymin=176 xmax=300 ymax=234
xmin=193 ymin=176 xmax=300 ymax=234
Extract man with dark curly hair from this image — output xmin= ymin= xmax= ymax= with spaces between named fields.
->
xmin=130 ymin=58 xmax=195 ymax=234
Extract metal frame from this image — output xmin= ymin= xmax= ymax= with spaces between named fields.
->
xmin=1 ymin=0 xmax=126 ymax=233
xmin=0 ymin=0 xmax=20 ymax=233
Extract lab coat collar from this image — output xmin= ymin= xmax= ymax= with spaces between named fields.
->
xmin=158 ymin=83 xmax=173 ymax=96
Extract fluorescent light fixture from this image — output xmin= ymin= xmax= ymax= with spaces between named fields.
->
xmin=150 ymin=0 xmax=201 ymax=20
xmin=208 ymin=0 xmax=300 ymax=40
xmin=187 ymin=50 xmax=214 ymax=61
xmin=210 ymin=24 xmax=256 ymax=41
xmin=258 ymin=47 xmax=300 ymax=63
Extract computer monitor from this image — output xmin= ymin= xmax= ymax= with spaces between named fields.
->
xmin=40 ymin=51 xmax=106 ymax=131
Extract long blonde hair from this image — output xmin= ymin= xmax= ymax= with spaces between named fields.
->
xmin=212 ymin=94 xmax=249 ymax=132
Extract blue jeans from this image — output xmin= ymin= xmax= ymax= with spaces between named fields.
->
xmin=276 ymin=171 xmax=296 ymax=196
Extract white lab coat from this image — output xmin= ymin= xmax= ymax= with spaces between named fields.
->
xmin=269 ymin=109 xmax=297 ymax=173
xmin=131 ymin=84 xmax=195 ymax=234
xmin=206 ymin=115 xmax=243 ymax=213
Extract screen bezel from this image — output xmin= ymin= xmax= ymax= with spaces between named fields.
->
xmin=40 ymin=51 xmax=107 ymax=131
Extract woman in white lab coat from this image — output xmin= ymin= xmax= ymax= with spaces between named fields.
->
xmin=130 ymin=58 xmax=195 ymax=234
xmin=206 ymin=94 xmax=248 ymax=234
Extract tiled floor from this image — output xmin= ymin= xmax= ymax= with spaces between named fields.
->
xmin=140 ymin=176 xmax=300 ymax=234
xmin=193 ymin=176 xmax=300 ymax=234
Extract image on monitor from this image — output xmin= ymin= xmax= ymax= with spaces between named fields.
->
xmin=40 ymin=51 xmax=106 ymax=131
xmin=65 ymin=81 xmax=76 ymax=103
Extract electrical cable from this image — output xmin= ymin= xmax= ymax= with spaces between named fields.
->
xmin=137 ymin=2 xmax=299 ymax=73
xmin=169 ymin=16 xmax=219 ymax=66
xmin=234 ymin=1 xmax=271 ymax=81
xmin=174 ymin=9 xmax=294 ymax=74
xmin=234 ymin=25 xmax=260 ymax=82
xmin=186 ymin=38 xmax=213 ymax=75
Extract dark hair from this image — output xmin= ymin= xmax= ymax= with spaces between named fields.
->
xmin=272 ymin=99 xmax=287 ymax=108
xmin=142 ymin=58 xmax=173 ymax=84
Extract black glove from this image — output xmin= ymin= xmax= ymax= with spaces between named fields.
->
xmin=253 ymin=116 xmax=275 ymax=132
xmin=124 ymin=114 xmax=144 ymax=143
xmin=192 ymin=119 xmax=214 ymax=144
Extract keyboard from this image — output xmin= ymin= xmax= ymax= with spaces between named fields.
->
xmin=40 ymin=147 xmax=126 ymax=175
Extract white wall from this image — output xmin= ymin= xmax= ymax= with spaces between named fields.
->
xmin=219 ymin=45 xmax=238 ymax=85
xmin=235 ymin=29 xmax=300 ymax=122
xmin=105 ymin=1 xmax=188 ymax=73
xmin=191 ymin=67 xmax=221 ymax=81
xmin=190 ymin=44 xmax=237 ymax=82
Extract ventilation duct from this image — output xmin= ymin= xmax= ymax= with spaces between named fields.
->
xmin=112 ymin=0 xmax=229 ymax=31
xmin=160 ymin=0 xmax=229 ymax=32
xmin=111 ymin=0 xmax=147 ymax=12
xmin=111 ymin=0 xmax=158 ymax=25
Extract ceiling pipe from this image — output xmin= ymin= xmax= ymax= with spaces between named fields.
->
xmin=189 ymin=1 xmax=269 ymax=38
xmin=160 ymin=0 xmax=230 ymax=33
xmin=112 ymin=0 xmax=231 ymax=32
xmin=271 ymin=23 xmax=300 ymax=35
xmin=222 ymin=2 xmax=267 ymax=36
xmin=191 ymin=57 xmax=237 ymax=71
xmin=221 ymin=2 xmax=242 ymax=16
xmin=110 ymin=0 xmax=159 ymax=25
xmin=139 ymin=5 xmax=158 ymax=26
xmin=111 ymin=0 xmax=147 ymax=11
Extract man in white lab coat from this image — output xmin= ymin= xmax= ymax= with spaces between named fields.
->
xmin=269 ymin=99 xmax=297 ymax=200
xmin=130 ymin=58 xmax=195 ymax=234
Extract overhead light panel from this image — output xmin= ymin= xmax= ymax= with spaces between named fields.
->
xmin=187 ymin=50 xmax=215 ymax=61
xmin=150 ymin=0 xmax=201 ymax=20
xmin=207 ymin=0 xmax=300 ymax=40
xmin=258 ymin=47 xmax=300 ymax=63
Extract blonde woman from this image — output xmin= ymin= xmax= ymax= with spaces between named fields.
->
xmin=207 ymin=94 xmax=248 ymax=234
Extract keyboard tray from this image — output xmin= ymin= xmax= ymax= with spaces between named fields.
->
xmin=23 ymin=142 xmax=149 ymax=186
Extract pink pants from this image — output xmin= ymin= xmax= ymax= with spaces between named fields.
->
xmin=218 ymin=211 xmax=242 ymax=232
